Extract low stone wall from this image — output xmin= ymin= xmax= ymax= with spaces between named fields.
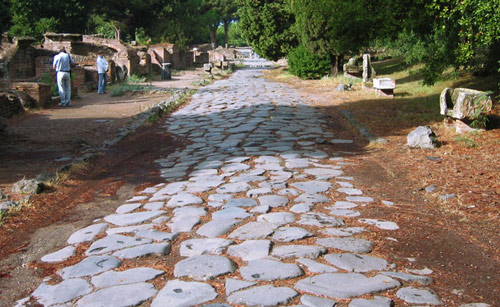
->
xmin=10 ymin=82 xmax=51 ymax=107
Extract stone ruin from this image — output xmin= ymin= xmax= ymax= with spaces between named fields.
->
xmin=343 ymin=54 xmax=376 ymax=82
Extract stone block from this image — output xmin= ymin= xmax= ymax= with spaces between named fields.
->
xmin=440 ymin=87 xmax=492 ymax=120
xmin=11 ymin=82 xmax=51 ymax=107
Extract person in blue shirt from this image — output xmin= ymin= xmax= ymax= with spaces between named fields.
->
xmin=96 ymin=51 xmax=109 ymax=94
xmin=52 ymin=47 xmax=75 ymax=106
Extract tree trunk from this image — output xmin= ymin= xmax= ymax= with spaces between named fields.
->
xmin=209 ymin=24 xmax=218 ymax=49
xmin=224 ymin=21 xmax=230 ymax=48
xmin=329 ymin=54 xmax=339 ymax=77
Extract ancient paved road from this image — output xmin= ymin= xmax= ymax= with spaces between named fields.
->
xmin=18 ymin=69 xmax=470 ymax=306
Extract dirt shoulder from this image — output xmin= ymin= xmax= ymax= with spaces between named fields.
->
xmin=265 ymin=68 xmax=500 ymax=305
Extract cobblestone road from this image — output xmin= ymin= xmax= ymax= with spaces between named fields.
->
xmin=18 ymin=69 xmax=486 ymax=306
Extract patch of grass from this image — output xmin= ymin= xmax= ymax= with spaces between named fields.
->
xmin=127 ymin=74 xmax=148 ymax=84
xmin=454 ymin=135 xmax=479 ymax=148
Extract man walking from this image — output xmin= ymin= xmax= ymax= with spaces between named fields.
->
xmin=52 ymin=47 xmax=74 ymax=106
xmin=96 ymin=51 xmax=109 ymax=94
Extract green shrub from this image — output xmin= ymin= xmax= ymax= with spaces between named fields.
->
xmin=287 ymin=45 xmax=330 ymax=79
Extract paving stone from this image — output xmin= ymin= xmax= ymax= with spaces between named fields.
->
xmin=329 ymin=209 xmax=361 ymax=217
xmin=458 ymin=304 xmax=491 ymax=307
xmin=168 ymin=215 xmax=201 ymax=232
xmin=174 ymin=255 xmax=236 ymax=280
xmin=324 ymin=253 xmax=388 ymax=272
xmin=258 ymin=195 xmax=289 ymax=207
xmin=272 ymin=245 xmax=327 ymax=259
xmin=200 ymin=304 xmax=232 ymax=307
xmin=250 ymin=205 xmax=271 ymax=213
xmin=141 ymin=187 xmax=157 ymax=194
xmin=396 ymin=287 xmax=443 ymax=305
xmin=272 ymin=227 xmax=313 ymax=242
xmin=228 ymin=285 xmax=298 ymax=306
xmin=291 ymin=181 xmax=332 ymax=193
xmin=230 ymin=174 xmax=267 ymax=183
xmin=127 ymin=195 xmax=148 ymax=202
xmin=337 ymin=188 xmax=363 ymax=195
xmin=346 ymin=196 xmax=374 ymax=203
xmin=298 ymin=213 xmax=345 ymax=227
xmin=279 ymin=188 xmax=300 ymax=196
xmin=257 ymin=212 xmax=296 ymax=226
xmin=216 ymin=182 xmax=251 ymax=193
xmin=76 ymin=283 xmax=157 ymax=307
xmin=304 ymin=168 xmax=343 ymax=179
xmin=255 ymin=156 xmax=282 ymax=163
xmin=221 ymin=163 xmax=251 ymax=173
xmin=301 ymin=294 xmax=337 ymax=307
xmin=85 ymin=234 xmax=151 ymax=256
xmin=136 ymin=229 xmax=178 ymax=241
xmin=91 ymin=267 xmax=164 ymax=287
xmin=295 ymin=273 xmax=400 ymax=299
xmin=106 ymin=224 xmax=154 ymax=235
xmin=212 ymin=207 xmax=252 ymax=220
xmin=144 ymin=201 xmax=164 ymax=210
xmin=227 ymin=240 xmax=271 ymax=261
xmin=349 ymin=296 xmax=393 ymax=307
xmin=359 ymin=219 xmax=399 ymax=230
xmin=247 ymin=187 xmax=272 ymax=197
xmin=332 ymin=201 xmax=358 ymax=209
xmin=112 ymin=243 xmax=170 ymax=259
xmin=115 ymin=202 xmax=142 ymax=214
xmin=59 ymin=255 xmax=121 ymax=279
xmin=31 ymin=279 xmax=91 ymax=306
xmin=104 ymin=211 xmax=165 ymax=226
xmin=225 ymin=278 xmax=257 ymax=295
xmin=180 ymin=238 xmax=234 ymax=256
xmin=196 ymin=218 xmax=242 ymax=237
xmin=286 ymin=159 xmax=310 ymax=169
xmin=296 ymin=258 xmax=338 ymax=273
xmin=295 ymin=193 xmax=330 ymax=204
xmin=229 ymin=221 xmax=278 ymax=240
xmin=67 ymin=223 xmax=108 ymax=245
xmin=336 ymin=181 xmax=354 ymax=188
xmin=381 ymin=271 xmax=433 ymax=285
xmin=321 ymin=227 xmax=366 ymax=237
xmin=167 ymin=193 xmax=204 ymax=207
xmin=208 ymin=194 xmax=234 ymax=202
xmin=41 ymin=246 xmax=76 ymax=263
xmin=224 ymin=198 xmax=258 ymax=208
xmin=240 ymin=259 xmax=304 ymax=281
xmin=290 ymin=203 xmax=313 ymax=213
xmin=406 ymin=267 xmax=433 ymax=275
xmin=317 ymin=237 xmax=373 ymax=253
xmin=173 ymin=206 xmax=208 ymax=217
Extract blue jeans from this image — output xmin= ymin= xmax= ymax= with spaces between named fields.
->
xmin=56 ymin=71 xmax=71 ymax=105
xmin=98 ymin=73 xmax=108 ymax=94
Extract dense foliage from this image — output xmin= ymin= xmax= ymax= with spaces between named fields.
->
xmin=287 ymin=45 xmax=330 ymax=79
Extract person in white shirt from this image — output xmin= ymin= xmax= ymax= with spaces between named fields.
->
xmin=96 ymin=51 xmax=109 ymax=94
xmin=52 ymin=47 xmax=75 ymax=106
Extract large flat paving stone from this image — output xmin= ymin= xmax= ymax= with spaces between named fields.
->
xmin=258 ymin=195 xmax=289 ymax=207
xmin=91 ymin=267 xmax=164 ymax=287
xmin=112 ymin=243 xmax=170 ymax=259
xmin=59 ymin=255 xmax=121 ymax=279
xmin=85 ymin=234 xmax=151 ymax=255
xmin=304 ymin=168 xmax=343 ymax=179
xmin=291 ymin=181 xmax=332 ymax=193
xmin=224 ymin=198 xmax=258 ymax=208
xmin=104 ymin=211 xmax=165 ymax=226
xmin=174 ymin=255 xmax=236 ymax=280
xmin=227 ymin=240 xmax=271 ymax=261
xmin=67 ymin=223 xmax=108 ymax=244
xmin=381 ymin=271 xmax=433 ymax=285
xmin=396 ymin=287 xmax=443 ymax=305
xmin=180 ymin=238 xmax=234 ymax=256
xmin=76 ymin=282 xmax=157 ymax=307
xmin=212 ymin=207 xmax=252 ymax=220
xmin=228 ymin=221 xmax=278 ymax=240
xmin=41 ymin=246 xmax=76 ymax=263
xmin=321 ymin=227 xmax=366 ymax=237
xmin=173 ymin=206 xmax=208 ymax=217
xmin=296 ymin=258 xmax=338 ymax=273
xmin=196 ymin=218 xmax=242 ymax=237
xmin=240 ymin=259 xmax=303 ymax=281
xmin=136 ymin=229 xmax=179 ymax=241
xmin=225 ymin=278 xmax=257 ymax=295
xmin=227 ymin=285 xmax=298 ymax=306
xmin=257 ymin=212 xmax=296 ymax=226
xmin=301 ymin=294 xmax=337 ymax=307
xmin=324 ymin=253 xmax=389 ymax=272
xmin=272 ymin=226 xmax=313 ymax=242
xmin=168 ymin=215 xmax=201 ymax=232
xmin=298 ymin=213 xmax=345 ymax=227
xmin=295 ymin=193 xmax=330 ymax=204
xmin=317 ymin=237 xmax=373 ymax=253
xmin=295 ymin=273 xmax=400 ymax=299
xmin=115 ymin=202 xmax=142 ymax=214
xmin=216 ymin=182 xmax=251 ymax=193
xmin=167 ymin=193 xmax=204 ymax=207
xmin=349 ymin=296 xmax=394 ymax=307
xmin=31 ymin=278 xmax=92 ymax=306
xmin=272 ymin=244 xmax=327 ymax=259
xmin=359 ymin=218 xmax=400 ymax=230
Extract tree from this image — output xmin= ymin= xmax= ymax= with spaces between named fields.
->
xmin=291 ymin=0 xmax=379 ymax=76
xmin=237 ymin=0 xmax=297 ymax=61
xmin=0 ymin=0 xmax=11 ymax=35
